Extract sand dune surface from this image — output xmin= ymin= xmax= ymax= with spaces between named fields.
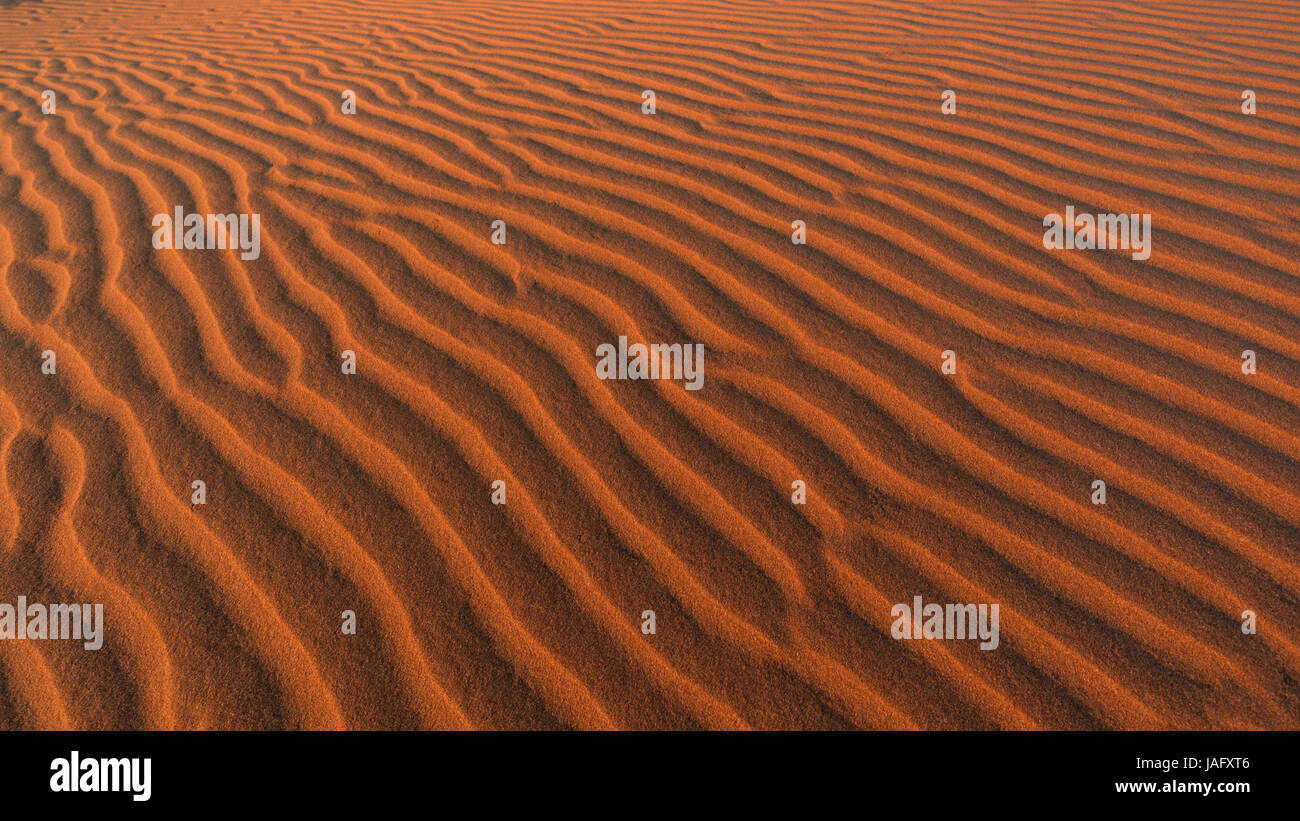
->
xmin=0 ymin=0 xmax=1298 ymax=729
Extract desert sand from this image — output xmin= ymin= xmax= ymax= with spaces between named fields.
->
xmin=0 ymin=0 xmax=1298 ymax=729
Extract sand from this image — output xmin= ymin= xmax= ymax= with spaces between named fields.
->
xmin=0 ymin=0 xmax=1297 ymax=729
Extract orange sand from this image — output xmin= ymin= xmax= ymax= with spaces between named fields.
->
xmin=0 ymin=0 xmax=1298 ymax=729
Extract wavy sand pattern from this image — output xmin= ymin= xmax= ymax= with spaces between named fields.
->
xmin=0 ymin=0 xmax=1298 ymax=729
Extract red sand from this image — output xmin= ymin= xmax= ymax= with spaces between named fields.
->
xmin=0 ymin=0 xmax=1298 ymax=729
